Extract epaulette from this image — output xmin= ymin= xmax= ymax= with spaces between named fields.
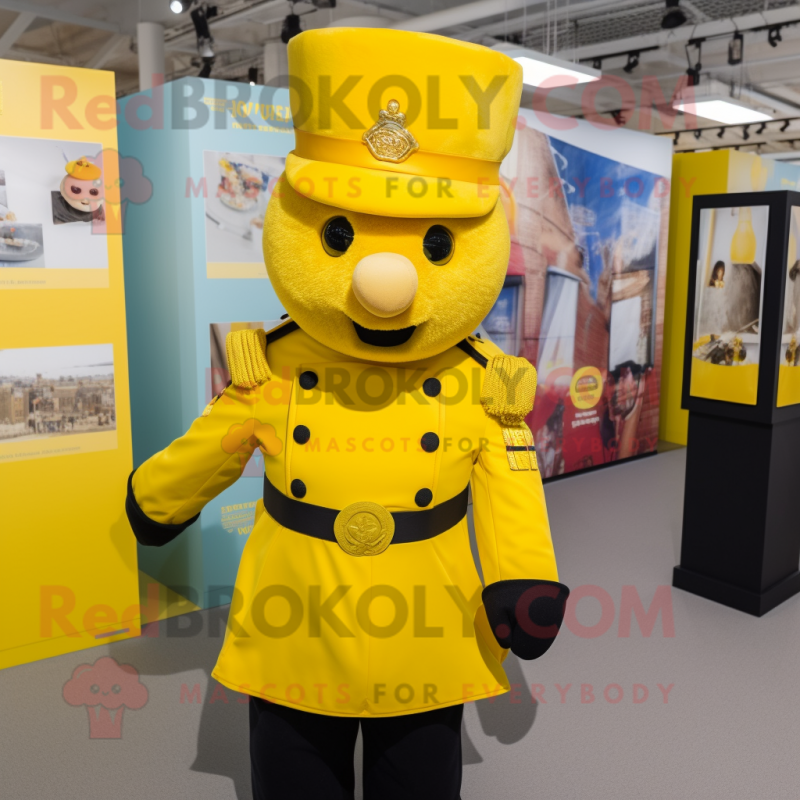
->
xmin=226 ymin=328 xmax=270 ymax=389
xmin=224 ymin=320 xmax=299 ymax=389
xmin=457 ymin=337 xmax=537 ymax=426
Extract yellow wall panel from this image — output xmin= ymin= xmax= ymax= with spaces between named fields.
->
xmin=0 ymin=60 xmax=140 ymax=669
xmin=660 ymin=151 xmax=730 ymax=445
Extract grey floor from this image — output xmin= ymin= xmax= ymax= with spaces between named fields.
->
xmin=3 ymin=448 xmax=800 ymax=799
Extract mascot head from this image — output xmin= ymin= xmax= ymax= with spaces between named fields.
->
xmin=264 ymin=28 xmax=522 ymax=363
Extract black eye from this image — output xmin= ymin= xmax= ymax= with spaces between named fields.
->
xmin=90 ymin=684 xmax=100 ymax=694
xmin=70 ymin=185 xmax=82 ymax=195
xmin=90 ymin=188 xmax=99 ymax=197
xmin=112 ymin=684 xmax=121 ymax=694
xmin=422 ymin=225 xmax=454 ymax=265
xmin=322 ymin=216 xmax=354 ymax=257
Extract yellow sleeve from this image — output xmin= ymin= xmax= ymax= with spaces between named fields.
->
xmin=130 ymin=382 xmax=261 ymax=529
xmin=470 ymin=409 xmax=559 ymax=586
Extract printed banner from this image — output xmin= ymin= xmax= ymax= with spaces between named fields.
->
xmin=483 ymin=109 xmax=671 ymax=476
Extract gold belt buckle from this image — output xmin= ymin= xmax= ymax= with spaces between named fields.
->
xmin=334 ymin=501 xmax=395 ymax=557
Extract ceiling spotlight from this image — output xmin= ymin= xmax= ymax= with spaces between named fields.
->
xmin=673 ymin=131 xmax=681 ymax=145
xmin=782 ymin=119 xmax=791 ymax=132
xmin=592 ymin=57 xmax=602 ymax=70
xmin=611 ymin=110 xmax=627 ymax=126
xmin=768 ymin=26 xmax=782 ymax=47
xmin=662 ymin=0 xmax=687 ymax=30
xmin=694 ymin=128 xmax=702 ymax=140
xmin=623 ymin=52 xmax=640 ymax=74
xmin=728 ymin=32 xmax=744 ymax=66
xmin=717 ymin=127 xmax=725 ymax=139
xmin=191 ymin=3 xmax=216 ymax=74
xmin=281 ymin=13 xmax=303 ymax=44
xmin=248 ymin=66 xmax=258 ymax=86
xmin=170 ymin=0 xmax=191 ymax=12
xmin=757 ymin=122 xmax=767 ymax=134
xmin=742 ymin=125 xmax=750 ymax=141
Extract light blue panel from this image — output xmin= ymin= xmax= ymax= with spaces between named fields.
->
xmin=119 ymin=78 xmax=293 ymax=608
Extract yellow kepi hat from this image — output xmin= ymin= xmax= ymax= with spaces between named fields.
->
xmin=66 ymin=158 xmax=101 ymax=181
xmin=285 ymin=28 xmax=523 ymax=218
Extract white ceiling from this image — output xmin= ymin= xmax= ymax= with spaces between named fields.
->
xmin=3 ymin=0 xmax=800 ymax=154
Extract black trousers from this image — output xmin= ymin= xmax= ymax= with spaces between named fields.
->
xmin=249 ymin=697 xmax=463 ymax=800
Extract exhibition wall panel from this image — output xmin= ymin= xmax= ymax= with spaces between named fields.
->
xmin=486 ymin=110 xmax=672 ymax=477
xmin=0 ymin=61 xmax=139 ymax=668
xmin=118 ymin=79 xmax=292 ymax=613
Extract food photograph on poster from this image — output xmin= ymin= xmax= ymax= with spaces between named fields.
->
xmin=203 ymin=151 xmax=285 ymax=277
xmin=0 ymin=343 xmax=116 ymax=462
xmin=486 ymin=110 xmax=669 ymax=477
xmin=0 ymin=136 xmax=110 ymax=276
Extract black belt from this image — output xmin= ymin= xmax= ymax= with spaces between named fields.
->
xmin=262 ymin=475 xmax=469 ymax=545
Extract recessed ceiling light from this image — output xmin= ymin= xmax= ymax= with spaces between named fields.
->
xmin=673 ymin=96 xmax=772 ymax=125
xmin=492 ymin=45 xmax=601 ymax=88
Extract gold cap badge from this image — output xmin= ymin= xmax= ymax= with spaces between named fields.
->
xmin=362 ymin=100 xmax=419 ymax=164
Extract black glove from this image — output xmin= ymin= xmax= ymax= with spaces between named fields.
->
xmin=482 ymin=579 xmax=570 ymax=660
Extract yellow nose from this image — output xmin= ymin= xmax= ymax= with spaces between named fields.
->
xmin=352 ymin=253 xmax=418 ymax=318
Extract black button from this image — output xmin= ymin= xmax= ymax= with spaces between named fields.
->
xmin=291 ymin=479 xmax=306 ymax=498
xmin=421 ymin=432 xmax=439 ymax=453
xmin=415 ymin=489 xmax=433 ymax=508
xmin=293 ymin=425 xmax=310 ymax=444
xmin=299 ymin=371 xmax=318 ymax=390
xmin=423 ymin=378 xmax=441 ymax=397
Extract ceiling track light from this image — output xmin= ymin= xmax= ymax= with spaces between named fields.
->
xmin=685 ymin=39 xmax=702 ymax=86
xmin=169 ymin=0 xmax=193 ymax=13
xmin=248 ymin=66 xmax=258 ymax=85
xmin=281 ymin=12 xmax=303 ymax=44
xmin=611 ymin=110 xmax=627 ymax=126
xmin=662 ymin=0 xmax=687 ymax=30
xmin=742 ymin=125 xmax=750 ymax=141
xmin=717 ymin=127 xmax=725 ymax=139
xmin=674 ymin=131 xmax=681 ymax=146
xmin=728 ymin=31 xmax=744 ymax=66
xmin=592 ymin=57 xmax=602 ymax=70
xmin=768 ymin=26 xmax=783 ymax=47
xmin=757 ymin=122 xmax=767 ymax=134
xmin=782 ymin=119 xmax=791 ymax=132
xmin=694 ymin=129 xmax=702 ymax=140
xmin=190 ymin=3 xmax=216 ymax=77
xmin=623 ymin=51 xmax=640 ymax=74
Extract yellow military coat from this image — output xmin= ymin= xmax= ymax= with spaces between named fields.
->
xmin=130 ymin=321 xmax=558 ymax=717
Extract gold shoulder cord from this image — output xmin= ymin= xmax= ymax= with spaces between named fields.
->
xmin=481 ymin=354 xmax=539 ymax=471
xmin=225 ymin=328 xmax=272 ymax=389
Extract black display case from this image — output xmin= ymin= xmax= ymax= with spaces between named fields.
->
xmin=674 ymin=191 xmax=800 ymax=615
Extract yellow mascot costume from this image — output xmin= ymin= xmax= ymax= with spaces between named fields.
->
xmin=126 ymin=27 xmax=569 ymax=799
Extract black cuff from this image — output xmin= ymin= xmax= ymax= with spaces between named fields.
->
xmin=125 ymin=470 xmax=199 ymax=547
xmin=482 ymin=579 xmax=570 ymax=661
